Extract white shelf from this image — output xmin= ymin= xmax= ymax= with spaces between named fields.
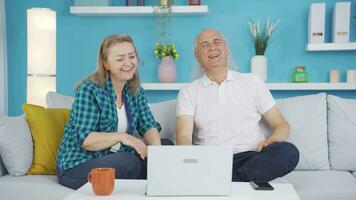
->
xmin=267 ymin=83 xmax=356 ymax=90
xmin=142 ymin=83 xmax=356 ymax=91
xmin=306 ymin=43 xmax=356 ymax=51
xmin=143 ymin=83 xmax=186 ymax=90
xmin=70 ymin=5 xmax=208 ymax=16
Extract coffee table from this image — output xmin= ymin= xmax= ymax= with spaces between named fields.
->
xmin=64 ymin=180 xmax=300 ymax=200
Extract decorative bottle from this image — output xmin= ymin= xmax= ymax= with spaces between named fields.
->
xmin=292 ymin=66 xmax=309 ymax=83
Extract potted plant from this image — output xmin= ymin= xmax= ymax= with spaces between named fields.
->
xmin=159 ymin=0 xmax=173 ymax=8
xmin=154 ymin=43 xmax=179 ymax=83
xmin=248 ymin=18 xmax=280 ymax=81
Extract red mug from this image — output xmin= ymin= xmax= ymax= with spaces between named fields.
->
xmin=87 ymin=168 xmax=115 ymax=195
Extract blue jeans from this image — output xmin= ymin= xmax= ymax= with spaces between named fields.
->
xmin=57 ymin=139 xmax=173 ymax=189
xmin=232 ymin=142 xmax=299 ymax=182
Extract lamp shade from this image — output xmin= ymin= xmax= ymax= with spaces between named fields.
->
xmin=27 ymin=8 xmax=56 ymax=106
xmin=27 ymin=76 xmax=56 ymax=106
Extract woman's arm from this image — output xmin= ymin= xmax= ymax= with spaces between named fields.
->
xmin=81 ymin=132 xmax=122 ymax=151
xmin=136 ymin=88 xmax=162 ymax=138
xmin=82 ymin=131 xmax=147 ymax=159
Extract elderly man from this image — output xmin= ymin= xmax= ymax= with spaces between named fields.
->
xmin=176 ymin=29 xmax=299 ymax=182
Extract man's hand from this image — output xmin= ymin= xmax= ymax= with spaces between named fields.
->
xmin=257 ymin=139 xmax=274 ymax=152
xmin=120 ymin=133 xmax=147 ymax=159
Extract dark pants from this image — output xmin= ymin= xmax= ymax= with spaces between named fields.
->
xmin=57 ymin=139 xmax=173 ymax=190
xmin=232 ymin=142 xmax=299 ymax=182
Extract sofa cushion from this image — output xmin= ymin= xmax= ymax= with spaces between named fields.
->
xmin=46 ymin=91 xmax=73 ymax=109
xmin=285 ymin=171 xmax=356 ymax=200
xmin=0 ymin=175 xmax=73 ymax=200
xmin=327 ymin=95 xmax=356 ymax=171
xmin=46 ymin=91 xmax=331 ymax=171
xmin=23 ymin=104 xmax=70 ymax=175
xmin=149 ymin=100 xmax=177 ymax=143
xmin=259 ymin=93 xmax=329 ymax=170
xmin=0 ymin=115 xmax=33 ymax=176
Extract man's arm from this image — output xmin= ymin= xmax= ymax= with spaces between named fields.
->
xmin=257 ymin=106 xmax=290 ymax=151
xmin=143 ymin=128 xmax=161 ymax=145
xmin=176 ymin=115 xmax=194 ymax=145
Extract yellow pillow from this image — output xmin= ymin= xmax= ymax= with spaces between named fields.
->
xmin=23 ymin=104 xmax=70 ymax=175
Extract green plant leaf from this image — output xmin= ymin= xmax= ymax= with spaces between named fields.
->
xmin=154 ymin=43 xmax=179 ymax=60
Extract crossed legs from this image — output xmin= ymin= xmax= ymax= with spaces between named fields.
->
xmin=232 ymin=142 xmax=299 ymax=182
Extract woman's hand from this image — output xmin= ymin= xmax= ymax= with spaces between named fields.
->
xmin=119 ymin=133 xmax=147 ymax=159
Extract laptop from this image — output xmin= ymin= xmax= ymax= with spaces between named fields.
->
xmin=146 ymin=145 xmax=233 ymax=196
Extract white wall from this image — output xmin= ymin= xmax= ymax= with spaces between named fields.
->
xmin=0 ymin=0 xmax=8 ymax=115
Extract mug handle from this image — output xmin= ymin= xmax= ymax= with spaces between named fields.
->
xmin=87 ymin=171 xmax=93 ymax=183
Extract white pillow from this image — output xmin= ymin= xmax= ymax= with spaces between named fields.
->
xmin=327 ymin=95 xmax=356 ymax=171
xmin=259 ymin=93 xmax=330 ymax=170
xmin=0 ymin=115 xmax=33 ymax=176
xmin=149 ymin=100 xmax=177 ymax=143
xmin=46 ymin=91 xmax=74 ymax=109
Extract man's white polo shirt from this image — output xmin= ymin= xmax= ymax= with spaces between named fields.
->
xmin=176 ymin=70 xmax=276 ymax=154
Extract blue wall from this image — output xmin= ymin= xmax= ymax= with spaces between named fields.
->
xmin=5 ymin=0 xmax=356 ymax=116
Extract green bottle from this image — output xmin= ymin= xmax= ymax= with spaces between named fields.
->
xmin=292 ymin=66 xmax=308 ymax=83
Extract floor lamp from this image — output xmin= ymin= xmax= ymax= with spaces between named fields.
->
xmin=27 ymin=8 xmax=56 ymax=107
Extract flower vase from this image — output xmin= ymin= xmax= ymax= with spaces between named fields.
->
xmin=158 ymin=56 xmax=177 ymax=83
xmin=251 ymin=55 xmax=267 ymax=81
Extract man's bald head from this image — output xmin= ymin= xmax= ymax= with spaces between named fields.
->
xmin=194 ymin=29 xmax=229 ymax=71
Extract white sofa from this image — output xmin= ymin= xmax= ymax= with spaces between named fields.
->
xmin=0 ymin=91 xmax=356 ymax=200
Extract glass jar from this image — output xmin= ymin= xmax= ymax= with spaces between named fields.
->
xmin=292 ymin=66 xmax=308 ymax=83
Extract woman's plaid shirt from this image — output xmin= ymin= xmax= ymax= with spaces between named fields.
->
xmin=56 ymin=79 xmax=161 ymax=171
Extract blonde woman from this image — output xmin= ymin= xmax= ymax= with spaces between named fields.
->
xmin=56 ymin=34 xmax=172 ymax=189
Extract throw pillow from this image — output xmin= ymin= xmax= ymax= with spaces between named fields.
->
xmin=259 ymin=93 xmax=330 ymax=170
xmin=149 ymin=100 xmax=177 ymax=143
xmin=23 ymin=104 xmax=70 ymax=175
xmin=327 ymin=95 xmax=356 ymax=171
xmin=0 ymin=115 xmax=33 ymax=176
xmin=46 ymin=91 xmax=74 ymax=109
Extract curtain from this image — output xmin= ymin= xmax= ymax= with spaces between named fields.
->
xmin=0 ymin=0 xmax=8 ymax=115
